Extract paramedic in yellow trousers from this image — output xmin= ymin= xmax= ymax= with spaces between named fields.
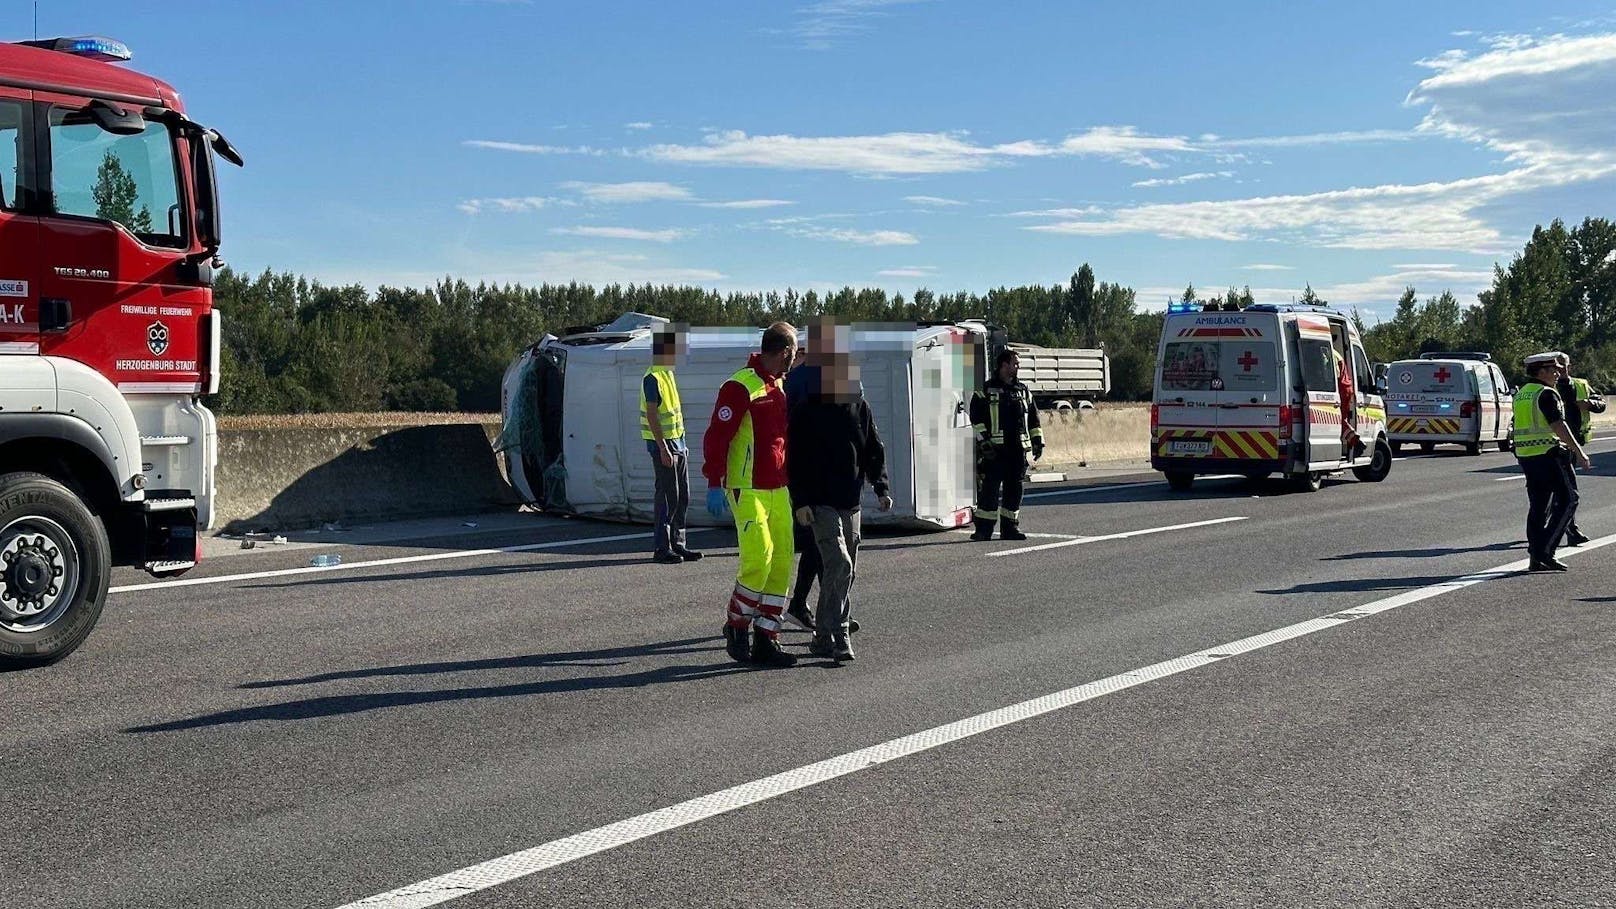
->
xmin=970 ymin=349 xmax=1044 ymax=541
xmin=704 ymin=322 xmax=799 ymax=668
xmin=643 ymin=325 xmax=703 ymax=564
xmin=1514 ymin=353 xmax=1591 ymax=572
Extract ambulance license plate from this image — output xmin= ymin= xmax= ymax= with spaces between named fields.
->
xmin=1170 ymin=440 xmax=1213 ymax=455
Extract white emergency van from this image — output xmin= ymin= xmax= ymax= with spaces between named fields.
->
xmin=1151 ymin=303 xmax=1391 ymax=492
xmin=1384 ymin=353 xmax=1514 ymax=455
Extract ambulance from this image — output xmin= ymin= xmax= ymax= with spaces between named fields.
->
xmin=1383 ymin=353 xmax=1514 ymax=455
xmin=1151 ymin=303 xmax=1392 ymax=492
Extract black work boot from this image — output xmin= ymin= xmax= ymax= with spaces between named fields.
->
xmin=808 ymin=634 xmax=836 ymax=659
xmin=1565 ymin=528 xmax=1591 ymax=547
xmin=723 ymin=624 xmax=752 ymax=663
xmin=970 ymin=519 xmax=996 ymax=541
xmin=1000 ymin=519 xmax=1028 ymax=542
xmin=785 ymin=601 xmax=816 ymax=632
xmin=750 ymin=629 xmax=798 ymax=668
xmin=833 ymin=634 xmax=855 ymax=663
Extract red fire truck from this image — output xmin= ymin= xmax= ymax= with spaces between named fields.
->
xmin=0 ymin=36 xmax=241 ymax=667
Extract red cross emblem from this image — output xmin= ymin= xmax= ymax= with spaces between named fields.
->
xmin=1237 ymin=350 xmax=1259 ymax=372
xmin=1433 ymin=366 xmax=1452 ymax=383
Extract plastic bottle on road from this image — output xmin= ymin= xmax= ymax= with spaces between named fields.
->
xmin=309 ymin=554 xmax=342 ymax=568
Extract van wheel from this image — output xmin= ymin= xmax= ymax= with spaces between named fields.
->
xmin=1389 ymin=441 xmax=1403 ymax=456
xmin=1291 ymin=471 xmax=1323 ymax=493
xmin=1165 ymin=471 xmax=1195 ymax=492
xmin=1353 ymin=439 xmax=1393 ymax=482
xmin=1420 ymin=442 xmax=1435 ymax=454
xmin=0 ymin=472 xmax=110 ymax=670
xmin=1243 ymin=471 xmax=1271 ymax=483
xmin=1465 ymin=441 xmax=1482 ymax=456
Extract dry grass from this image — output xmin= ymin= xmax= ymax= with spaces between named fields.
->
xmin=219 ymin=412 xmax=499 ymax=431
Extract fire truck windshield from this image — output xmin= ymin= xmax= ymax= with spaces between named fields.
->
xmin=48 ymin=106 xmax=184 ymax=248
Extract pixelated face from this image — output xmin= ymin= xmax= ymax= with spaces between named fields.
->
xmin=653 ymin=325 xmax=689 ymax=365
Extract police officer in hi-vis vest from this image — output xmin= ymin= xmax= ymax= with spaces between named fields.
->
xmin=969 ymin=349 xmax=1044 ymax=541
xmin=1554 ymin=351 xmax=1605 ymax=547
xmin=704 ymin=322 xmax=799 ymax=667
xmin=642 ymin=325 xmax=702 ymax=564
xmin=1514 ymin=352 xmax=1591 ymax=572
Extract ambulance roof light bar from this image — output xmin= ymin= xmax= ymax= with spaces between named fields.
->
xmin=1418 ymin=351 xmax=1492 ymax=361
xmin=16 ymin=36 xmax=132 ymax=62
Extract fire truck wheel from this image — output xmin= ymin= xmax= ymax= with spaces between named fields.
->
xmin=1353 ymin=439 xmax=1393 ymax=483
xmin=0 ymin=472 xmax=110 ymax=670
xmin=1165 ymin=471 xmax=1195 ymax=492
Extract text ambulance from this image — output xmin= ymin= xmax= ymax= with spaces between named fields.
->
xmin=1383 ymin=353 xmax=1513 ymax=455
xmin=1152 ymin=304 xmax=1391 ymax=492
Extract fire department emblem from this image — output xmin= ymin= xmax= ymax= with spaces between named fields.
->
xmin=147 ymin=322 xmax=170 ymax=357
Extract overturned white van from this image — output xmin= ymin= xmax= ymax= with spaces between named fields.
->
xmin=498 ymin=315 xmax=982 ymax=530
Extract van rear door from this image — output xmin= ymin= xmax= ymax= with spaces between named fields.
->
xmin=1294 ymin=316 xmax=1342 ymax=465
xmin=1157 ymin=313 xmax=1282 ymax=465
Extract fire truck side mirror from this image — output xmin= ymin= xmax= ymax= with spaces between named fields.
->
xmin=40 ymin=298 xmax=72 ymax=333
xmin=87 ymin=100 xmax=146 ymax=136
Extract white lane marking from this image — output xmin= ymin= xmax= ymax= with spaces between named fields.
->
xmin=946 ymin=530 xmax=1079 ymax=540
xmin=109 ymin=529 xmax=716 ymax=595
xmin=988 ymin=516 xmax=1249 ymax=558
xmin=332 ymin=532 xmax=1616 ymax=909
xmin=1493 ymin=475 xmax=1526 ymax=482
xmin=1024 ymin=473 xmax=1243 ymax=500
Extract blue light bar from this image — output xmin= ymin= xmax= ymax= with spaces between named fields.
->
xmin=1167 ymin=299 xmax=1199 ymax=314
xmin=23 ymin=36 xmax=132 ymax=62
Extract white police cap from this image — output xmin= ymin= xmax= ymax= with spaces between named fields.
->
xmin=1524 ymin=351 xmax=1563 ymax=368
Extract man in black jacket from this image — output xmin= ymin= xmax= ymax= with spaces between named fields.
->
xmin=788 ymin=337 xmax=891 ymax=663
xmin=969 ymin=349 xmax=1044 ymax=541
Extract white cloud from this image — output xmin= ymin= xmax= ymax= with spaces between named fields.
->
xmin=1132 ymin=171 xmax=1233 ymax=188
xmin=696 ymin=199 xmax=796 ymax=209
xmin=551 ymin=226 xmax=689 ymax=242
xmin=1314 ymin=265 xmax=1495 ymax=307
xmin=791 ymin=0 xmax=931 ymax=50
xmin=457 ymin=196 xmax=560 ymax=215
xmin=625 ymin=121 xmax=654 ymax=130
xmin=463 ymin=139 xmax=602 ymax=155
xmin=561 ymin=181 xmax=694 ymax=203
xmin=1208 ymin=129 xmax=1419 ymax=149
xmin=1392 ymin=262 xmax=1460 ymax=270
xmin=1057 ymin=126 xmax=1194 ymax=169
xmin=1241 ymin=264 xmax=1295 ymax=271
xmin=795 ymin=227 xmax=919 ymax=246
xmin=878 ymin=265 xmax=937 ymax=277
xmin=904 ymin=195 xmax=965 ymax=206
xmin=642 ymin=130 xmax=1040 ymax=175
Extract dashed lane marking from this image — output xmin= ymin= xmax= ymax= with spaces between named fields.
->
xmin=988 ymin=516 xmax=1250 ymax=558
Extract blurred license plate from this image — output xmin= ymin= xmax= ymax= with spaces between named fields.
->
xmin=1170 ymin=440 xmax=1212 ymax=455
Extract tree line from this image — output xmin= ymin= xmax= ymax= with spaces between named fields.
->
xmin=207 ymin=216 xmax=1614 ymax=414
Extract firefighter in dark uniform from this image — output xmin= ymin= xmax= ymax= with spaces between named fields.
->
xmin=1514 ymin=352 xmax=1591 ymax=571
xmin=1555 ymin=351 xmax=1605 ymax=547
xmin=970 ymin=349 xmax=1043 ymax=541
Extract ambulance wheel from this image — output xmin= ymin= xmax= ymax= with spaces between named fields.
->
xmin=1243 ymin=471 xmax=1271 ymax=483
xmin=1420 ymin=442 xmax=1435 ymax=454
xmin=1165 ymin=471 xmax=1195 ymax=492
xmin=0 ymin=472 xmax=110 ymax=670
xmin=1389 ymin=441 xmax=1403 ymax=456
xmin=1291 ymin=471 xmax=1323 ymax=493
xmin=1353 ymin=439 xmax=1393 ymax=483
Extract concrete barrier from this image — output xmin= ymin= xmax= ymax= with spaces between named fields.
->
xmin=1038 ymin=406 xmax=1151 ymax=468
xmin=215 ymin=419 xmax=520 ymax=533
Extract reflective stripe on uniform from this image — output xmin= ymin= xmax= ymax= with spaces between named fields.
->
xmin=725 ymin=369 xmax=771 ymax=489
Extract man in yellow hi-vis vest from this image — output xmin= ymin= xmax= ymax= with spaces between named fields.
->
xmin=1514 ymin=353 xmax=1591 ymax=571
xmin=704 ymin=322 xmax=799 ymax=667
xmin=643 ymin=325 xmax=702 ymax=564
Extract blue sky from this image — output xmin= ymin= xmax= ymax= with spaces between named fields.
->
xmin=19 ymin=1 xmax=1616 ymax=318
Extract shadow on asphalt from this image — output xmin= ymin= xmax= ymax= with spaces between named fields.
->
xmin=239 ymin=636 xmax=722 ymax=689
xmin=1325 ymin=541 xmax=1526 ymax=560
xmin=1579 ymin=596 xmax=1616 ymax=603
xmin=1259 ymin=574 xmax=1480 ymax=595
xmin=125 ymin=638 xmax=748 ymax=733
xmin=241 ymin=555 xmax=668 ymax=589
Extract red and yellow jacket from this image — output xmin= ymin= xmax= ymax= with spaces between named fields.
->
xmin=703 ymin=353 xmax=789 ymax=490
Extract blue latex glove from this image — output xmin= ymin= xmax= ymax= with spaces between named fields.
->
xmin=706 ymin=487 xmax=731 ymax=519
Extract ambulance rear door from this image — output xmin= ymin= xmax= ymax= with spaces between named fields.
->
xmin=1156 ymin=312 xmax=1222 ymax=462
xmin=1293 ymin=315 xmax=1343 ymax=466
xmin=1473 ymin=362 xmax=1506 ymax=442
xmin=1156 ymin=311 xmax=1282 ymax=466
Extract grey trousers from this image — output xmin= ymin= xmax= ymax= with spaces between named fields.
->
xmin=652 ymin=445 xmax=689 ymax=554
xmin=811 ymin=506 xmax=861 ymax=638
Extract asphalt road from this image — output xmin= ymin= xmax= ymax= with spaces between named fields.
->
xmin=5 ymin=440 xmax=1615 ymax=909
